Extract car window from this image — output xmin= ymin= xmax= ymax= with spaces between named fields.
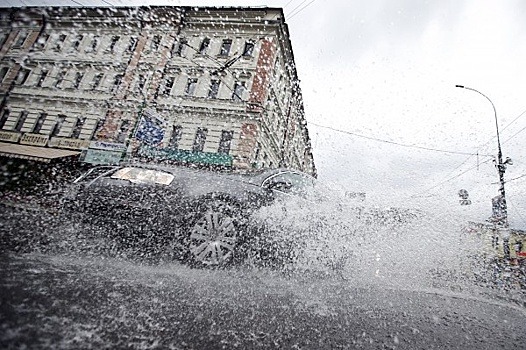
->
xmin=73 ymin=166 xmax=117 ymax=184
xmin=262 ymin=171 xmax=315 ymax=196
xmin=110 ymin=167 xmax=174 ymax=185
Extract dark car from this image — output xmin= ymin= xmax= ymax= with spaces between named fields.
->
xmin=61 ymin=163 xmax=316 ymax=266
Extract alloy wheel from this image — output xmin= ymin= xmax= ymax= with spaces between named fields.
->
xmin=188 ymin=206 xmax=239 ymax=265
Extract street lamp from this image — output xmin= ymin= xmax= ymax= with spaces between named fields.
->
xmin=455 ymin=85 xmax=511 ymax=228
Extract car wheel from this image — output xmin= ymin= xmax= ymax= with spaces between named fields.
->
xmin=186 ymin=200 xmax=244 ymax=266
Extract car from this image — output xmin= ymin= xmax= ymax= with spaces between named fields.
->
xmin=61 ymin=163 xmax=317 ymax=266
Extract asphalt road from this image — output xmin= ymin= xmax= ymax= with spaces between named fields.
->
xmin=1 ymin=204 xmax=526 ymax=349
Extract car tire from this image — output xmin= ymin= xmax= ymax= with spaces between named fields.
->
xmin=184 ymin=199 xmax=246 ymax=267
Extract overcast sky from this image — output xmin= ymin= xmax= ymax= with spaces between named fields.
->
xmin=6 ymin=0 xmax=526 ymax=228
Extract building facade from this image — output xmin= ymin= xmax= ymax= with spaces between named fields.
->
xmin=0 ymin=6 xmax=316 ymax=177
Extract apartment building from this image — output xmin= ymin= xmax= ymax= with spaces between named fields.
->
xmin=0 ymin=6 xmax=316 ymax=178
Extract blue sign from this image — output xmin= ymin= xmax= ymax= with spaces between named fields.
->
xmin=134 ymin=109 xmax=165 ymax=145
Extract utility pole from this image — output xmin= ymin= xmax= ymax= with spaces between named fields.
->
xmin=455 ymin=85 xmax=512 ymax=228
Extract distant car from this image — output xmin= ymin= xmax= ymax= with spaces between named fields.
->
xmin=61 ymin=163 xmax=316 ymax=266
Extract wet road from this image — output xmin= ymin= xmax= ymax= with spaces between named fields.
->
xmin=1 ymin=204 xmax=526 ymax=349
xmin=1 ymin=253 xmax=526 ymax=349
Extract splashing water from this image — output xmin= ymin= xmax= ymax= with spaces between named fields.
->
xmin=250 ymin=188 xmax=489 ymax=293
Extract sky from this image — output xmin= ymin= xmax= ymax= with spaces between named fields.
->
xmin=6 ymin=0 xmax=526 ymax=228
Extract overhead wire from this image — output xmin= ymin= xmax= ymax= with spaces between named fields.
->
xmin=283 ymin=0 xmax=296 ymax=9
xmin=287 ymin=0 xmax=318 ymax=20
xmin=407 ymin=107 xmax=526 ymax=198
xmin=69 ymin=0 xmax=85 ymax=6
xmin=503 ymin=124 xmax=526 ymax=145
xmin=410 ymin=157 xmax=494 ymax=199
xmin=309 ymin=122 xmax=491 ymax=156
xmin=287 ymin=0 xmax=309 ymax=18
xmin=500 ymin=108 xmax=526 ymax=135
xmin=99 ymin=0 xmax=116 ymax=7
xmin=491 ymin=173 xmax=526 ymax=185
xmin=309 ymin=121 xmax=499 ymax=200
xmin=471 ymin=108 xmax=526 ymax=155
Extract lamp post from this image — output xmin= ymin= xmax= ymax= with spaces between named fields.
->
xmin=455 ymin=85 xmax=510 ymax=228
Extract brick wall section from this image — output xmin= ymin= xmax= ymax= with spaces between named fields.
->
xmin=95 ymin=110 xmax=123 ymax=140
xmin=147 ymin=34 xmax=176 ymax=102
xmin=95 ymin=32 xmax=148 ymax=140
xmin=116 ymin=33 xmax=148 ymax=100
xmin=23 ymin=31 xmax=40 ymax=50
xmin=247 ymin=38 xmax=276 ymax=112
xmin=0 ymin=31 xmax=16 ymax=58
xmin=234 ymin=122 xmax=258 ymax=168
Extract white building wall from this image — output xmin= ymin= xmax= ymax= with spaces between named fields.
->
xmin=0 ymin=6 xmax=315 ymax=175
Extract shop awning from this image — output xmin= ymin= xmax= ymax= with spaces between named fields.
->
xmin=0 ymin=142 xmax=80 ymax=163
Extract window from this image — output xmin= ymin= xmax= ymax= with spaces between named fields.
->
xmin=54 ymin=70 xmax=67 ymax=88
xmin=108 ymin=36 xmax=120 ymax=53
xmin=185 ymin=78 xmax=198 ymax=96
xmin=192 ymin=127 xmax=207 ymax=152
xmin=254 ymin=143 xmax=261 ymax=164
xmin=117 ymin=120 xmax=130 ymax=143
xmin=0 ymin=67 xmax=9 ymax=82
xmin=208 ymin=79 xmax=220 ymax=98
xmin=220 ymin=39 xmax=232 ymax=56
xmin=89 ymin=36 xmax=99 ymax=52
xmin=127 ymin=37 xmax=137 ymax=52
xmin=71 ymin=117 xmax=86 ymax=138
xmin=218 ymin=130 xmax=233 ymax=154
xmin=232 ymin=81 xmax=246 ymax=101
xmin=32 ymin=112 xmax=47 ymax=133
xmin=151 ymin=35 xmax=161 ymax=51
xmin=91 ymin=73 xmax=103 ymax=90
xmin=14 ymin=111 xmax=28 ymax=132
xmin=161 ymin=77 xmax=174 ymax=96
xmin=50 ymin=115 xmax=66 ymax=137
xmin=54 ymin=34 xmax=67 ymax=51
xmin=13 ymin=31 xmax=28 ymax=48
xmin=136 ymin=74 xmax=146 ymax=93
xmin=34 ymin=33 xmax=49 ymax=50
xmin=262 ymin=171 xmax=315 ymax=195
xmin=169 ymin=125 xmax=182 ymax=149
xmin=93 ymin=117 xmax=105 ymax=137
xmin=73 ymin=72 xmax=84 ymax=89
xmin=174 ymin=38 xmax=187 ymax=56
xmin=0 ymin=34 xmax=7 ymax=49
xmin=243 ymin=41 xmax=255 ymax=57
xmin=112 ymin=74 xmax=123 ymax=93
xmin=199 ymin=38 xmax=210 ymax=54
xmin=36 ymin=69 xmax=48 ymax=87
xmin=0 ymin=109 xmax=9 ymax=129
xmin=72 ymin=34 xmax=83 ymax=51
xmin=15 ymin=68 xmax=30 ymax=85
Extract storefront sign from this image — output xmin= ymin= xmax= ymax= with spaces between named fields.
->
xmin=83 ymin=149 xmax=123 ymax=165
xmin=49 ymin=137 xmax=90 ymax=150
xmin=20 ymin=133 xmax=49 ymax=147
xmin=0 ymin=131 xmax=21 ymax=143
xmin=89 ymin=141 xmax=127 ymax=152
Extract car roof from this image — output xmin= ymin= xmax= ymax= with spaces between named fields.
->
xmin=112 ymin=163 xmax=313 ymax=185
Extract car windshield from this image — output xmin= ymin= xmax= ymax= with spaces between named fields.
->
xmin=110 ymin=167 xmax=175 ymax=185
